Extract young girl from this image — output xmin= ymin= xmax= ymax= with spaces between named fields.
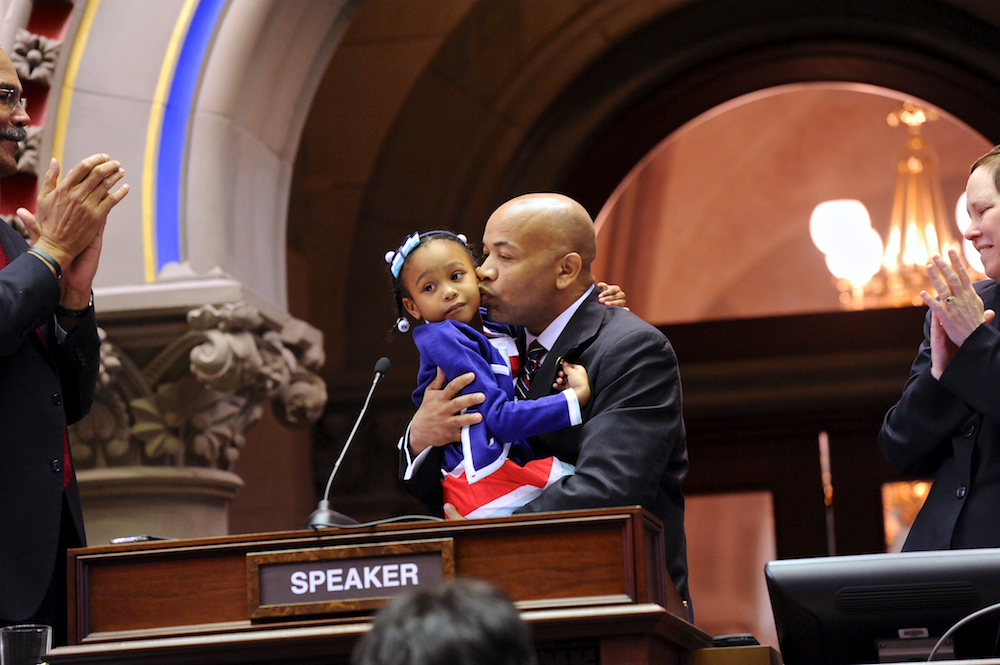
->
xmin=387 ymin=230 xmax=588 ymax=518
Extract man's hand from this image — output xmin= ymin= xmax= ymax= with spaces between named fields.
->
xmin=409 ymin=368 xmax=484 ymax=455
xmin=59 ymin=220 xmax=106 ymax=310
xmin=443 ymin=503 xmax=466 ymax=520
xmin=23 ymin=155 xmax=128 ymax=276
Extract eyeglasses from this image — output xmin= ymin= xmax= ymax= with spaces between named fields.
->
xmin=0 ymin=88 xmax=27 ymax=112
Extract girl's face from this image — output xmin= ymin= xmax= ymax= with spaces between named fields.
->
xmin=401 ymin=239 xmax=482 ymax=325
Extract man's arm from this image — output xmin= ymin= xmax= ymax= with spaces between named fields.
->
xmin=51 ymin=305 xmax=101 ymax=424
xmin=0 ymin=228 xmax=61 ymax=357
xmin=407 ymin=369 xmax=483 ymax=455
xmin=398 ymin=369 xmax=483 ymax=509
xmin=0 ymin=154 xmax=126 ymax=416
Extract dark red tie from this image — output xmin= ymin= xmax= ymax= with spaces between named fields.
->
xmin=0 ymin=240 xmax=73 ymax=489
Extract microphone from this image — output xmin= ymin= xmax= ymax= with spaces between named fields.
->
xmin=303 ymin=357 xmax=390 ymax=529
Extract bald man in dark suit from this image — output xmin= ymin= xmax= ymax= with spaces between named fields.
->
xmin=401 ymin=193 xmax=689 ymax=609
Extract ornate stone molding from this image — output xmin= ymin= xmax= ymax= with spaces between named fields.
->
xmin=10 ymin=27 xmax=60 ymax=85
xmin=69 ymin=301 xmax=327 ymax=472
xmin=16 ymin=124 xmax=41 ymax=174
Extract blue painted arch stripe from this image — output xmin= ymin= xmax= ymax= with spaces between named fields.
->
xmin=155 ymin=0 xmax=226 ymax=270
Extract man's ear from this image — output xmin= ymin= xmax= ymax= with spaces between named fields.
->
xmin=402 ymin=297 xmax=422 ymax=322
xmin=555 ymin=252 xmax=582 ymax=290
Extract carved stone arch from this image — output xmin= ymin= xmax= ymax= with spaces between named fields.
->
xmin=545 ymin=0 xmax=1000 ymax=213
xmin=338 ymin=0 xmax=690 ymax=376
xmin=184 ymin=0 xmax=361 ymax=312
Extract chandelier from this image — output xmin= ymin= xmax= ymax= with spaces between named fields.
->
xmin=810 ymin=102 xmax=979 ymax=310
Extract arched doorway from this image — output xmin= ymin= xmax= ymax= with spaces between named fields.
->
xmin=592 ymin=83 xmax=991 ymax=324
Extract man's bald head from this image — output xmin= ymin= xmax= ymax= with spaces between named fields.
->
xmin=478 ymin=192 xmax=598 ymax=333
xmin=490 ymin=193 xmax=597 ymax=272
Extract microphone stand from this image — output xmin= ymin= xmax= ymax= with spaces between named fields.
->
xmin=303 ymin=358 xmax=389 ymax=529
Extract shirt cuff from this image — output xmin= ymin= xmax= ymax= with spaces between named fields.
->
xmin=399 ymin=420 xmax=433 ymax=481
xmin=562 ymin=389 xmax=582 ymax=426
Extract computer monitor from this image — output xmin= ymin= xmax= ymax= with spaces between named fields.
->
xmin=766 ymin=548 xmax=1000 ymax=664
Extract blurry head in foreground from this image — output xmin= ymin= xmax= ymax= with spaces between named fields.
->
xmin=351 ymin=578 xmax=537 ymax=665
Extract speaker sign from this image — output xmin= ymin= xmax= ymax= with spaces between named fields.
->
xmin=247 ymin=539 xmax=454 ymax=619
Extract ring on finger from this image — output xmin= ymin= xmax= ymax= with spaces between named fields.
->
xmin=945 ymin=295 xmax=956 ymax=304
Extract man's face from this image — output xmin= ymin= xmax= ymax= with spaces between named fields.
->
xmin=477 ymin=206 xmax=560 ymax=334
xmin=0 ymin=51 xmax=27 ymax=179
xmin=965 ymin=166 xmax=1000 ymax=280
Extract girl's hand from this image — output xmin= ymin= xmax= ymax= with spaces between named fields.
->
xmin=597 ymin=282 xmax=629 ymax=310
xmin=554 ymin=360 xmax=591 ymax=407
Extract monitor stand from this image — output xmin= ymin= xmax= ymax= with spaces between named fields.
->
xmin=876 ymin=636 xmax=954 ymax=662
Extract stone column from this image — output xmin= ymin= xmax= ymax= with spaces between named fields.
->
xmin=70 ymin=278 xmax=326 ymax=544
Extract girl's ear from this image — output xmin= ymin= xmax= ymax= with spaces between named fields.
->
xmin=402 ymin=297 xmax=422 ymax=322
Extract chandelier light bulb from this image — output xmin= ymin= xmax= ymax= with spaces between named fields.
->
xmin=823 ymin=226 xmax=884 ymax=285
xmin=810 ymin=200 xmax=873 ymax=256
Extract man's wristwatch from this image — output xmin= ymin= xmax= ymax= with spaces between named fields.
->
xmin=56 ymin=291 xmax=94 ymax=319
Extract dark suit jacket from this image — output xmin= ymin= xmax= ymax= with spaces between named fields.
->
xmin=879 ymin=279 xmax=1000 ymax=550
xmin=401 ymin=290 xmax=690 ymax=603
xmin=0 ymin=221 xmax=98 ymax=622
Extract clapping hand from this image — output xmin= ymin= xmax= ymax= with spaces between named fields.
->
xmin=921 ymin=249 xmax=996 ymax=378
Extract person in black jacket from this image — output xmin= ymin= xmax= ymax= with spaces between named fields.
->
xmin=880 ymin=145 xmax=1000 ymax=551
xmin=399 ymin=193 xmax=690 ymax=608
xmin=0 ymin=46 xmax=129 ymax=645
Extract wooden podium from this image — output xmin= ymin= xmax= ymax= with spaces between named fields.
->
xmin=48 ymin=507 xmax=711 ymax=665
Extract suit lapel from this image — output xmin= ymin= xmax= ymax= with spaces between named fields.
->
xmin=527 ymin=290 xmax=605 ymax=399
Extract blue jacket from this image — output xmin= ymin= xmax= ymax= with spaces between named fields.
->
xmin=411 ymin=318 xmax=579 ymax=483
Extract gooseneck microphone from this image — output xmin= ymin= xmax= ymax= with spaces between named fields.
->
xmin=303 ymin=357 xmax=390 ymax=529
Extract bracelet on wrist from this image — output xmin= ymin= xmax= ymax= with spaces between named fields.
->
xmin=26 ymin=247 xmax=62 ymax=280
xmin=56 ymin=292 xmax=93 ymax=319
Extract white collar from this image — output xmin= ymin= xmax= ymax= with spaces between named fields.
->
xmin=526 ymin=284 xmax=595 ymax=352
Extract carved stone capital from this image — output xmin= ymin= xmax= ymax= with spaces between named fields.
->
xmin=11 ymin=27 xmax=60 ymax=86
xmin=16 ymin=125 xmax=42 ymax=175
xmin=70 ymin=300 xmax=327 ymax=472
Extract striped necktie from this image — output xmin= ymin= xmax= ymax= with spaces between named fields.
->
xmin=515 ymin=340 xmax=545 ymax=400
xmin=0 ymin=238 xmax=74 ymax=490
